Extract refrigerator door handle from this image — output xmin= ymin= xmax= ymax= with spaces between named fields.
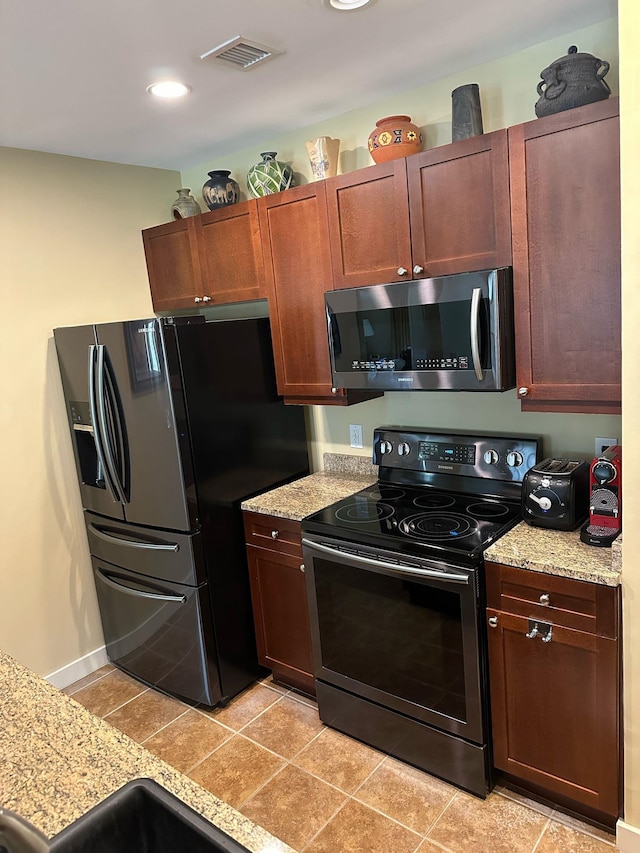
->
xmin=95 ymin=344 xmax=128 ymax=505
xmin=88 ymin=345 xmax=120 ymax=503
xmin=95 ymin=567 xmax=187 ymax=604
xmin=88 ymin=522 xmax=179 ymax=552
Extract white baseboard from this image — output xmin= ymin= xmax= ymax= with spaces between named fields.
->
xmin=618 ymin=820 xmax=640 ymax=852
xmin=45 ymin=646 xmax=108 ymax=689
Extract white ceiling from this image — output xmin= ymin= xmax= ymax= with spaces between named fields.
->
xmin=0 ymin=0 xmax=616 ymax=172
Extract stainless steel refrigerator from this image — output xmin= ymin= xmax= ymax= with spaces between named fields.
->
xmin=54 ymin=315 xmax=309 ymax=707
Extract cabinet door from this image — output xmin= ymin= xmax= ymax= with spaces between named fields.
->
xmin=247 ymin=544 xmax=315 ymax=695
xmin=406 ymin=129 xmax=512 ymax=277
xmin=326 ymin=160 xmax=413 ymax=289
xmin=142 ymin=218 xmax=203 ymax=312
xmin=195 ymin=201 xmax=266 ymax=305
xmin=487 ymin=607 xmax=620 ymax=820
xmin=509 ymin=99 xmax=621 ymax=413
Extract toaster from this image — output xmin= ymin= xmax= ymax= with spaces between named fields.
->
xmin=522 ymin=458 xmax=590 ymax=531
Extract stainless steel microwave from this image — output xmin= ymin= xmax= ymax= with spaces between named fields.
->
xmin=325 ymin=268 xmax=515 ymax=392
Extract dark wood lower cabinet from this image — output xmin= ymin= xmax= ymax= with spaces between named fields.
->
xmin=243 ymin=512 xmax=315 ymax=696
xmin=486 ymin=561 xmax=621 ymax=825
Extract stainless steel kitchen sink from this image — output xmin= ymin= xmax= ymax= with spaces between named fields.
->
xmin=49 ymin=778 xmax=252 ymax=853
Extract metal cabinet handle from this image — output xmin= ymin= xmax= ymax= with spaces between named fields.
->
xmin=300 ymin=563 xmax=305 ymax=573
xmin=202 ymin=295 xmax=211 ymax=302
xmin=413 ymin=265 xmax=424 ymax=275
xmin=488 ymin=616 xmax=498 ymax=627
xmin=194 ymin=297 xmax=203 ymax=303
xmin=397 ymin=267 xmax=408 ymax=276
xmin=539 ymin=593 xmax=550 ymax=605
xmin=331 ymin=387 xmax=339 ymax=394
xmin=518 ymin=387 xmax=529 ymax=397
xmin=542 ymin=627 xmax=553 ymax=643
xmin=271 ymin=530 xmax=279 ymax=539
xmin=526 ymin=623 xmax=539 ymax=639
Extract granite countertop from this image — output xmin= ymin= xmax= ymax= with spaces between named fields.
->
xmin=241 ymin=453 xmax=377 ymax=521
xmin=0 ymin=649 xmax=293 ymax=852
xmin=485 ymin=521 xmax=621 ymax=586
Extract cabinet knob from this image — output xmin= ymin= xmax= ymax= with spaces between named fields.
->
xmin=271 ymin=530 xmax=279 ymax=539
xmin=300 ymin=563 xmax=305 ymax=573
xmin=331 ymin=387 xmax=339 ymax=394
xmin=397 ymin=267 xmax=408 ymax=276
xmin=539 ymin=593 xmax=550 ymax=605
xmin=194 ymin=297 xmax=203 ymax=304
xmin=488 ymin=616 xmax=498 ymax=628
xmin=413 ymin=265 xmax=424 ymax=275
xmin=518 ymin=387 xmax=529 ymax=397
xmin=202 ymin=295 xmax=211 ymax=303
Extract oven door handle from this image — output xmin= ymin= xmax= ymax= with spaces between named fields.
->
xmin=302 ymin=538 xmax=470 ymax=585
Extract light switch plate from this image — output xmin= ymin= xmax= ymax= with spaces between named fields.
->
xmin=595 ymin=437 xmax=618 ymax=457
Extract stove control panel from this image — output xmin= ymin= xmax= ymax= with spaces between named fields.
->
xmin=372 ymin=426 xmax=542 ymax=484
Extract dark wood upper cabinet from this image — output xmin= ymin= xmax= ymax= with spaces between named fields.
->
xmin=142 ymin=200 xmax=265 ymax=312
xmin=509 ymin=98 xmax=621 ymax=414
xmin=326 ymin=130 xmax=511 ymax=290
xmin=258 ymin=182 xmax=381 ymax=406
xmin=193 ymin=201 xmax=265 ymax=305
xmin=486 ymin=561 xmax=621 ymax=825
xmin=142 ymin=217 xmax=203 ymax=312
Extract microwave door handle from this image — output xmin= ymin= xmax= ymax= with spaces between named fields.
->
xmin=88 ymin=523 xmax=179 ymax=552
xmin=95 ymin=345 xmax=127 ymax=505
xmin=95 ymin=567 xmax=186 ymax=603
xmin=302 ymin=538 xmax=469 ymax=585
xmin=470 ymin=287 xmax=484 ymax=381
xmin=88 ymin=345 xmax=119 ymax=502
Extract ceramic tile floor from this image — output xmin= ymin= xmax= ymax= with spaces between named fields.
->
xmin=64 ymin=666 xmax=619 ymax=853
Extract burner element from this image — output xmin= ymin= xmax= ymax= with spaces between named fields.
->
xmin=466 ymin=501 xmax=510 ymax=520
xmin=366 ymin=486 xmax=406 ymax=502
xmin=414 ymin=494 xmax=456 ymax=510
xmin=400 ymin=512 xmax=479 ymax=541
xmin=335 ymin=500 xmax=395 ymax=524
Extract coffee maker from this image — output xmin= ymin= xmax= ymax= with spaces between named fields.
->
xmin=580 ymin=445 xmax=622 ymax=547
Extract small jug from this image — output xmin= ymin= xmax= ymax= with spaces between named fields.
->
xmin=535 ymin=45 xmax=611 ymax=118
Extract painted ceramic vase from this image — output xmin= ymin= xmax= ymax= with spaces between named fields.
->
xmin=368 ymin=115 xmax=422 ymax=164
xmin=246 ymin=152 xmax=295 ymax=198
xmin=306 ymin=137 xmax=340 ymax=181
xmin=202 ymin=170 xmax=240 ymax=210
xmin=170 ymin=188 xmax=201 ymax=219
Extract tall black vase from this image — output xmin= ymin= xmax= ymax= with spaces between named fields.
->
xmin=452 ymin=83 xmax=484 ymax=142
xmin=202 ymin=170 xmax=240 ymax=211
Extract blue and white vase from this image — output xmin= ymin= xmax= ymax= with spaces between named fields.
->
xmin=202 ymin=170 xmax=240 ymax=210
xmin=246 ymin=152 xmax=295 ymax=198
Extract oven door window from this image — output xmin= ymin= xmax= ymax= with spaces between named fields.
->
xmin=310 ymin=553 xmax=483 ymax=740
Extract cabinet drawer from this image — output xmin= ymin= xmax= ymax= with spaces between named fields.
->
xmin=243 ymin=511 xmax=303 ymax=557
xmin=485 ymin=561 xmax=619 ymax=638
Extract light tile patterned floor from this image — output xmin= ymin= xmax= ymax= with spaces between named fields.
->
xmin=64 ymin=667 xmax=618 ymax=853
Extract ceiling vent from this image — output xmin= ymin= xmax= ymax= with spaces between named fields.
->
xmin=200 ymin=36 xmax=283 ymax=70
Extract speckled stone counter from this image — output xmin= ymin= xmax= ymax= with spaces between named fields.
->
xmin=241 ymin=453 xmax=377 ymax=521
xmin=485 ymin=522 xmax=621 ymax=587
xmin=0 ymin=649 xmax=293 ymax=852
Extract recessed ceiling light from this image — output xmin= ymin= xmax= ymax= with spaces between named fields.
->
xmin=324 ymin=0 xmax=377 ymax=10
xmin=146 ymin=81 xmax=191 ymax=98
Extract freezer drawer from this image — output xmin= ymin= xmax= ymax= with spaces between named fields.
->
xmin=85 ymin=511 xmax=206 ymax=586
xmin=92 ymin=558 xmax=221 ymax=707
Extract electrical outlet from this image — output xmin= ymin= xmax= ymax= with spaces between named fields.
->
xmin=595 ymin=437 xmax=618 ymax=457
xmin=349 ymin=424 xmax=363 ymax=449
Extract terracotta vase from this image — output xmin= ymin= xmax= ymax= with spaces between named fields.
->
xmin=170 ymin=188 xmax=201 ymax=220
xmin=246 ymin=152 xmax=295 ymax=198
xmin=368 ymin=115 xmax=422 ymax=164
xmin=202 ymin=170 xmax=240 ymax=210
xmin=306 ymin=137 xmax=341 ymax=180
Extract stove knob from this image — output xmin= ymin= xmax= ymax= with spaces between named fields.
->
xmin=398 ymin=442 xmax=411 ymax=456
xmin=506 ymin=451 xmax=523 ymax=467
xmin=380 ymin=440 xmax=393 ymax=455
xmin=483 ymin=449 xmax=499 ymax=465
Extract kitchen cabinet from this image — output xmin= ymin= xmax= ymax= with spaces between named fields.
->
xmin=243 ymin=511 xmax=315 ymax=696
xmin=257 ymin=182 xmax=381 ymax=405
xmin=326 ymin=130 xmax=512 ymax=290
xmin=142 ymin=200 xmax=265 ymax=312
xmin=509 ymin=98 xmax=621 ymax=414
xmin=486 ymin=561 xmax=621 ymax=825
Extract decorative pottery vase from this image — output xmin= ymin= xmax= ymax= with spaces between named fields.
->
xmin=535 ymin=45 xmax=611 ymax=118
xmin=368 ymin=115 xmax=422 ymax=164
xmin=202 ymin=170 xmax=240 ymax=210
xmin=306 ymin=137 xmax=341 ymax=181
xmin=451 ymin=84 xmax=484 ymax=142
xmin=246 ymin=152 xmax=295 ymax=198
xmin=170 ymin=188 xmax=201 ymax=220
